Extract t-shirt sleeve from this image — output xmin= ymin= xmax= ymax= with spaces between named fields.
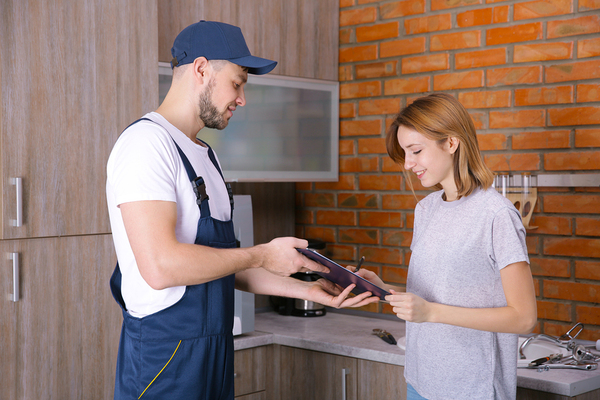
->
xmin=107 ymin=123 xmax=179 ymax=206
xmin=491 ymin=206 xmax=529 ymax=270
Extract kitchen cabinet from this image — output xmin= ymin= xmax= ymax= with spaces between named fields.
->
xmin=0 ymin=235 xmax=121 ymax=399
xmin=357 ymin=359 xmax=407 ymax=399
xmin=0 ymin=1 xmax=157 ymax=399
xmin=279 ymin=346 xmax=358 ymax=400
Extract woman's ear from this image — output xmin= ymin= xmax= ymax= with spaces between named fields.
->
xmin=448 ymin=137 xmax=460 ymax=155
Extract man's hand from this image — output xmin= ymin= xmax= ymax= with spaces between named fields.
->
xmin=257 ymin=237 xmax=329 ymax=277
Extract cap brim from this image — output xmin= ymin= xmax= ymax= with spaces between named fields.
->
xmin=230 ymin=55 xmax=277 ymax=75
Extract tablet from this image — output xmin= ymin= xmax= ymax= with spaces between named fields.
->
xmin=296 ymin=248 xmax=390 ymax=300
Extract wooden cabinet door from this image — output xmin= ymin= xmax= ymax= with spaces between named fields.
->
xmin=279 ymin=346 xmax=357 ymax=400
xmin=0 ymin=235 xmax=121 ymax=400
xmin=357 ymin=359 xmax=407 ymax=400
xmin=0 ymin=0 xmax=157 ymax=239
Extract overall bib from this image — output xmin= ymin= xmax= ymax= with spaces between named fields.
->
xmin=110 ymin=119 xmax=237 ymax=400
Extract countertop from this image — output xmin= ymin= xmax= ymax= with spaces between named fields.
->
xmin=234 ymin=311 xmax=600 ymax=398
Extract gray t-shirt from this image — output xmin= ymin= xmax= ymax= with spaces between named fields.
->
xmin=405 ymin=187 xmax=529 ymax=400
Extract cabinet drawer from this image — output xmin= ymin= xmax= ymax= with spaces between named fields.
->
xmin=234 ymin=347 xmax=267 ymax=397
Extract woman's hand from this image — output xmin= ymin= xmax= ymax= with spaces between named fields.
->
xmin=386 ymin=290 xmax=433 ymax=323
xmin=307 ymin=278 xmax=380 ymax=309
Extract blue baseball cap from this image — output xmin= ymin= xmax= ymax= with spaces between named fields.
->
xmin=170 ymin=20 xmax=277 ymax=75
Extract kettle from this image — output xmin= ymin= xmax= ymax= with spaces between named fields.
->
xmin=269 ymin=239 xmax=327 ymax=317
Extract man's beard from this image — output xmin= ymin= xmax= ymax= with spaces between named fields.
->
xmin=198 ymin=79 xmax=228 ymax=130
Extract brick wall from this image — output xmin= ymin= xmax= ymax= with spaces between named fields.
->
xmin=295 ymin=0 xmax=600 ymax=340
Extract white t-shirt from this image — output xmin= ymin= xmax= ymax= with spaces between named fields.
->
xmin=106 ymin=112 xmax=231 ymax=318
xmin=405 ymin=187 xmax=529 ymax=400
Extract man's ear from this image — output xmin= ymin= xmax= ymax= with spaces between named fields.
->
xmin=448 ymin=137 xmax=460 ymax=155
xmin=191 ymin=57 xmax=210 ymax=82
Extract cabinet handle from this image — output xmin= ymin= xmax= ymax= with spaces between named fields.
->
xmin=10 ymin=177 xmax=23 ymax=227
xmin=9 ymin=252 xmax=19 ymax=302
xmin=341 ymin=367 xmax=350 ymax=400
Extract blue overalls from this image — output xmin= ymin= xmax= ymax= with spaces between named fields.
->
xmin=110 ymin=119 xmax=237 ymax=399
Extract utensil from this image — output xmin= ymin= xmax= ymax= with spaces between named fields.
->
xmin=373 ymin=329 xmax=397 ymax=345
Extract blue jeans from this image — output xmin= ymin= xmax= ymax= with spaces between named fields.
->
xmin=407 ymin=383 xmax=428 ymax=400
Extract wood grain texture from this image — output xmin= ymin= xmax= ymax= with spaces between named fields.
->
xmin=357 ymin=359 xmax=406 ymax=400
xmin=0 ymin=0 xmax=158 ymax=239
xmin=157 ymin=0 xmax=339 ymax=80
xmin=234 ymin=346 xmax=267 ymax=397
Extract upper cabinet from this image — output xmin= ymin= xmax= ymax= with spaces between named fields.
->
xmin=0 ymin=0 xmax=158 ymax=239
xmin=157 ymin=0 xmax=339 ymax=81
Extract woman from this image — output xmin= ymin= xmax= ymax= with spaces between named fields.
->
xmin=360 ymin=93 xmax=537 ymax=400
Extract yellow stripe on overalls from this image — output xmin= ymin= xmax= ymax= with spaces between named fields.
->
xmin=138 ymin=340 xmax=182 ymax=399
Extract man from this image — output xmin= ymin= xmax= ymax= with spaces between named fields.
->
xmin=106 ymin=20 xmax=377 ymax=400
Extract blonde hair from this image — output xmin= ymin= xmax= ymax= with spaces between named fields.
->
xmin=386 ymin=93 xmax=494 ymax=199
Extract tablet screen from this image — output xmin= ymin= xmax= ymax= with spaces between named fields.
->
xmin=296 ymin=248 xmax=390 ymax=300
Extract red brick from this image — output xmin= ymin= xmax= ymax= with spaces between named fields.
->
xmin=514 ymin=0 xmax=573 ymax=20
xmin=404 ymin=14 xmax=452 ymax=35
xmin=340 ymin=81 xmax=382 ymax=99
xmin=530 ymin=257 xmax=571 ymax=277
xmin=295 ymin=182 xmax=312 ymax=191
xmin=431 ymin=30 xmax=481 ymax=51
xmin=402 ymin=53 xmax=449 ymax=74
xmin=359 ymin=211 xmax=403 ymax=227
xmin=528 ymin=216 xmax=572 ymax=235
xmin=546 ymin=60 xmax=600 ymax=83
xmin=358 ymin=98 xmax=402 ymax=116
xmin=304 ymin=226 xmax=336 ymax=244
xmin=340 ymin=28 xmax=352 ymax=45
xmin=577 ymin=84 xmax=600 ymax=103
xmin=545 ymin=151 xmax=600 ymax=170
xmin=469 ymin=112 xmax=487 ymax=129
xmin=361 ymin=246 xmax=403 ymax=264
xmin=458 ymin=90 xmax=511 ymax=109
xmin=316 ymin=210 xmax=356 ymax=226
xmin=455 ymin=48 xmax=506 ymax=69
xmin=339 ymin=65 xmax=353 ymax=82
xmin=477 ymin=133 xmax=508 ymax=150
xmin=340 ymin=7 xmax=377 ymax=27
xmin=544 ymin=194 xmax=600 ymax=213
xmin=356 ymin=21 xmax=400 ymax=43
xmin=544 ymin=322 xmax=600 ymax=342
xmin=484 ymin=153 xmax=541 ymax=171
xmin=575 ymin=129 xmax=600 ymax=147
xmin=326 ymin=244 xmax=356 ymax=262
xmin=514 ymin=42 xmax=573 ymax=63
xmin=512 ymin=130 xmax=571 ymax=149
xmin=575 ymin=260 xmax=600 ymax=280
xmin=338 ymin=193 xmax=379 ymax=208
xmin=380 ymin=37 xmax=426 ymax=58
xmin=340 ymin=0 xmax=355 ymax=7
xmin=576 ymin=218 xmax=600 ymax=237
xmin=489 ymin=109 xmax=545 ymax=128
xmin=382 ymin=158 xmax=403 ymax=173
xmin=316 ymin=175 xmax=356 ymax=190
xmin=340 ymin=156 xmax=379 ymax=173
xmin=339 ymin=228 xmax=379 ymax=244
xmin=304 ymin=193 xmax=336 ymax=207
xmin=359 ymin=174 xmax=402 ymax=190
xmin=340 ymin=139 xmax=355 ymax=156
xmin=380 ymin=0 xmax=426 ymax=19
xmin=514 ymin=86 xmax=573 ymax=106
xmin=486 ymin=22 xmax=543 ymax=45
xmin=537 ymin=300 xmax=572 ymax=322
xmin=547 ymin=15 xmax=600 ymax=38
xmin=358 ymin=137 xmax=388 ymax=154
xmin=356 ymin=61 xmax=398 ymax=79
xmin=340 ymin=102 xmax=356 ymax=119
xmin=432 ymin=0 xmax=483 ymax=11
xmin=544 ymin=280 xmax=600 ymax=302
xmin=382 ymin=265 xmax=408 ymax=284
xmin=578 ymin=37 xmax=600 ymax=58
xmin=340 ymin=45 xmax=378 ymax=63
xmin=382 ymin=230 xmax=413 ymax=247
xmin=548 ymin=106 xmax=600 ymax=126
xmin=487 ymin=66 xmax=542 ymax=86
xmin=457 ymin=5 xmax=509 ymax=27
xmin=296 ymin=209 xmax=314 ymax=224
xmin=340 ymin=119 xmax=382 ymax=136
xmin=576 ymin=305 xmax=600 ymax=326
xmin=382 ymin=194 xmax=419 ymax=210
xmin=384 ymin=76 xmax=430 ymax=95
xmin=434 ymin=70 xmax=484 ymax=91
xmin=579 ymin=0 xmax=600 ymax=10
